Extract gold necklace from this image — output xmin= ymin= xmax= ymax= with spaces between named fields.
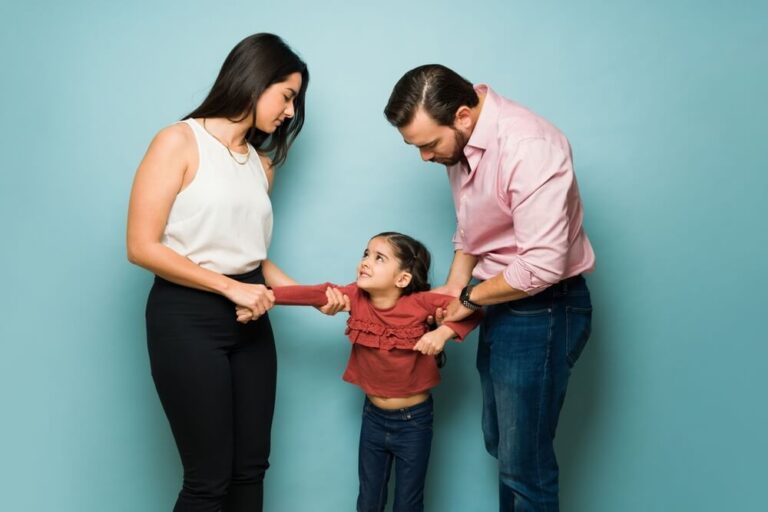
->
xmin=202 ymin=118 xmax=250 ymax=165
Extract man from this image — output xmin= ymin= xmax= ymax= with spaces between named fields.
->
xmin=384 ymin=64 xmax=596 ymax=511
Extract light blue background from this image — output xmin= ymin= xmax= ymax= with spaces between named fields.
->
xmin=1 ymin=1 xmax=766 ymax=510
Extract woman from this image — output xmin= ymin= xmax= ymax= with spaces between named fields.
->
xmin=127 ymin=33 xmax=347 ymax=512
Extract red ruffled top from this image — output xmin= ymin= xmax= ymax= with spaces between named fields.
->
xmin=272 ymin=283 xmax=481 ymax=397
xmin=345 ymin=318 xmax=430 ymax=350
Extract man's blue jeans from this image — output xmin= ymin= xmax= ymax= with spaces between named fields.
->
xmin=357 ymin=396 xmax=434 ymax=512
xmin=477 ymin=275 xmax=592 ymax=511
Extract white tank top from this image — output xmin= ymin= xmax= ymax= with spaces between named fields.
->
xmin=161 ymin=118 xmax=273 ymax=275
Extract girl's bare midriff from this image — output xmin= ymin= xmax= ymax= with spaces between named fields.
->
xmin=368 ymin=391 xmax=430 ymax=410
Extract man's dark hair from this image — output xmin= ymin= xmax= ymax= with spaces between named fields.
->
xmin=384 ymin=64 xmax=478 ymax=128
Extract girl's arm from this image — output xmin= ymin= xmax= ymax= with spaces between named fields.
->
xmin=260 ymin=261 xmax=353 ymax=311
xmin=273 ymin=283 xmax=357 ymax=306
xmin=411 ymin=292 xmax=482 ymax=355
xmin=236 ymin=283 xmax=356 ymax=323
xmin=415 ymin=292 xmax=482 ymax=340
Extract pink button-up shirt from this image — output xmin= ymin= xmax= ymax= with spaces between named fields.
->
xmin=448 ymin=85 xmax=595 ymax=295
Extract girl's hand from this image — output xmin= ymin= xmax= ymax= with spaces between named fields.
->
xmin=225 ymin=283 xmax=274 ymax=321
xmin=315 ymin=287 xmax=351 ymax=316
xmin=412 ymin=327 xmax=453 ymax=356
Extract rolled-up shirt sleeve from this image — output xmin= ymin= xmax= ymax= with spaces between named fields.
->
xmin=502 ymin=138 xmax=574 ymax=295
xmin=451 ymin=226 xmax=465 ymax=251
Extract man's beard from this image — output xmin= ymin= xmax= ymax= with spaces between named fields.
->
xmin=433 ymin=128 xmax=469 ymax=166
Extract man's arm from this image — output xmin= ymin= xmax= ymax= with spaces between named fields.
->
xmin=434 ymin=251 xmax=527 ymax=310
xmin=427 ymin=250 xmax=478 ymax=325
xmin=444 ymin=139 xmax=575 ymax=321
xmin=432 ymin=250 xmax=478 ymax=296
xmin=466 ymin=274 xmax=528 ymax=305
xmin=442 ymin=273 xmax=528 ymax=322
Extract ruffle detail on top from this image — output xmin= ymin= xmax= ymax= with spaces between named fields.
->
xmin=344 ymin=318 xmax=428 ymax=350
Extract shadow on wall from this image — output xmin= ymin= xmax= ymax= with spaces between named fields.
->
xmin=556 ymin=240 xmax=611 ymax=506
xmin=557 ymin=302 xmax=604 ymax=493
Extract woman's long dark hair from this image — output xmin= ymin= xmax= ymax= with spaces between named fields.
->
xmin=185 ymin=33 xmax=309 ymax=168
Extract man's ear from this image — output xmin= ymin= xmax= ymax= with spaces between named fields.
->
xmin=396 ymin=271 xmax=413 ymax=289
xmin=454 ymin=105 xmax=473 ymax=130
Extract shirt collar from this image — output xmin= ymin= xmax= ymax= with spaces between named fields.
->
xmin=465 ymin=84 xmax=499 ymax=152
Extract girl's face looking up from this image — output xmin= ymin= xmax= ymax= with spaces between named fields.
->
xmin=356 ymin=237 xmax=412 ymax=296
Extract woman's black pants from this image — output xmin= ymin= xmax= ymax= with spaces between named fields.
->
xmin=146 ymin=267 xmax=276 ymax=512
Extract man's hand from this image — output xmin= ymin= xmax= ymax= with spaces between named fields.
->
xmin=443 ymin=298 xmax=474 ymax=322
xmin=426 ymin=307 xmax=447 ymax=328
xmin=426 ymin=285 xmax=461 ymax=326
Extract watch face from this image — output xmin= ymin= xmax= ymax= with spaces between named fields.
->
xmin=460 ymin=286 xmax=479 ymax=310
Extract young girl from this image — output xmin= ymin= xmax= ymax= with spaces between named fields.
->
xmin=237 ymin=232 xmax=481 ymax=512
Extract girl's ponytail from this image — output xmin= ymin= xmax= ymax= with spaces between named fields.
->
xmin=373 ymin=232 xmax=431 ymax=295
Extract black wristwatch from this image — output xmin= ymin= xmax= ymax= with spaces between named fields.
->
xmin=459 ymin=285 xmax=482 ymax=311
